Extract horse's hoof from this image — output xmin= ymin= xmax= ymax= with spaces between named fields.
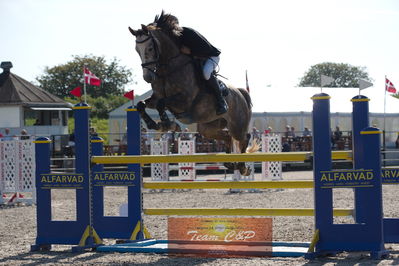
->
xmin=147 ymin=121 xmax=159 ymax=130
xmin=224 ymin=162 xmax=235 ymax=170
xmin=160 ymin=121 xmax=171 ymax=131
xmin=239 ymin=166 xmax=252 ymax=176
xmin=137 ymin=101 xmax=146 ymax=112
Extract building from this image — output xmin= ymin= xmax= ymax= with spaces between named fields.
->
xmin=250 ymin=111 xmax=399 ymax=147
xmin=0 ymin=61 xmax=71 ymax=137
xmin=109 ymin=89 xmax=399 ymax=147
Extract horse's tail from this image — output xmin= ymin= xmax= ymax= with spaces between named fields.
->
xmin=246 ymin=136 xmax=261 ymax=153
xmin=238 ymin=88 xmax=252 ymax=109
xmin=237 ymin=89 xmax=255 ymax=152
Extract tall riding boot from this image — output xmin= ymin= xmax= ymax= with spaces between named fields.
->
xmin=207 ymin=74 xmax=228 ymax=115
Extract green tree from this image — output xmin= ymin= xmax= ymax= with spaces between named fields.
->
xmin=36 ymin=55 xmax=134 ymax=98
xmin=298 ymin=62 xmax=372 ymax=87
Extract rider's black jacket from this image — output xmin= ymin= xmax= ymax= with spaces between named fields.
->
xmin=180 ymin=27 xmax=221 ymax=57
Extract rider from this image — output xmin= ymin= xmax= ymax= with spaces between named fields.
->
xmin=178 ymin=26 xmax=228 ymax=115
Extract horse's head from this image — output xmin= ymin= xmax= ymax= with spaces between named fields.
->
xmin=129 ymin=11 xmax=182 ymax=83
xmin=129 ymin=25 xmax=160 ymax=83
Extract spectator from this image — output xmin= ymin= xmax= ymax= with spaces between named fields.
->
xmin=282 ymin=141 xmax=291 ymax=152
xmin=2 ymin=128 xmax=14 ymax=141
xmin=396 ymin=133 xmax=399 ymax=149
xmin=333 ymin=126 xmax=342 ymax=141
xmin=194 ymin=132 xmax=203 ymax=142
xmin=90 ymin=127 xmax=98 ymax=137
xmin=63 ymin=133 xmax=75 ymax=157
xmin=331 ymin=126 xmax=343 ymax=149
xmin=251 ymin=127 xmax=260 ymax=140
xmin=284 ymin=125 xmax=293 ymax=138
xmin=161 ymin=131 xmax=173 ymax=142
xmin=179 ymin=128 xmax=192 ymax=140
xmin=20 ymin=129 xmax=30 ymax=140
xmin=290 ymin=126 xmax=296 ymax=138
xmin=33 ymin=119 xmax=41 ymax=125
xmin=264 ymin=127 xmax=272 ymax=136
xmin=303 ymin=127 xmax=312 ymax=137
xmin=141 ymin=128 xmax=151 ymax=153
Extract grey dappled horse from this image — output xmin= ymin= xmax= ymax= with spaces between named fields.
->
xmin=129 ymin=12 xmax=256 ymax=175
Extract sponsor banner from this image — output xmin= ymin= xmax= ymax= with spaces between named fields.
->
xmin=167 ymin=217 xmax=272 ymax=257
xmin=319 ymin=169 xmax=375 ymax=188
xmin=382 ymin=168 xmax=399 ymax=184
xmin=39 ymin=173 xmax=86 ymax=189
xmin=92 ymin=171 xmax=137 ymax=186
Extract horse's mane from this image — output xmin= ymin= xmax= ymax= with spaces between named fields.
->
xmin=149 ymin=10 xmax=182 ymax=42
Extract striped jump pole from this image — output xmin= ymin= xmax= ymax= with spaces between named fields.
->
xmin=143 ymin=208 xmax=353 ymax=217
xmin=91 ymin=150 xmax=351 ymax=165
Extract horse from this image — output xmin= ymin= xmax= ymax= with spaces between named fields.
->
xmin=128 ymin=12 xmax=256 ymax=175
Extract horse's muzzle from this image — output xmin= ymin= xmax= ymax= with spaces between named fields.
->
xmin=143 ymin=72 xmax=156 ymax=83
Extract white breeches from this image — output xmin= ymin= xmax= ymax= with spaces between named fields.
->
xmin=203 ymin=56 xmax=220 ymax=80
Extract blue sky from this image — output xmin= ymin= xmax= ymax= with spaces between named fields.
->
xmin=1 ymin=0 xmax=399 ymax=112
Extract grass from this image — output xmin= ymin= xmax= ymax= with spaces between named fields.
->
xmin=68 ymin=117 xmax=110 ymax=144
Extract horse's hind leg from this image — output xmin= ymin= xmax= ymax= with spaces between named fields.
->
xmin=197 ymin=120 xmax=235 ymax=171
xmin=234 ymin=133 xmax=253 ymax=175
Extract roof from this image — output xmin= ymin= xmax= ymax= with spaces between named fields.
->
xmin=0 ymin=68 xmax=70 ymax=107
xmin=109 ymin=90 xmax=154 ymax=117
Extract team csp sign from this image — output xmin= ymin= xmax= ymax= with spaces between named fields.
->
xmin=319 ymin=168 xmax=399 ymax=188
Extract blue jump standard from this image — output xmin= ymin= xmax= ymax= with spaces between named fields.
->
xmin=31 ymin=95 xmax=396 ymax=258
xmin=96 ymin=239 xmax=310 ymax=257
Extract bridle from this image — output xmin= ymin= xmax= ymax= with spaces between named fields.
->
xmin=136 ymin=32 xmax=188 ymax=78
xmin=136 ymin=34 xmax=160 ymax=73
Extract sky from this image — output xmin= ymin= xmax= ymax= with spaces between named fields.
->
xmin=1 ymin=0 xmax=399 ymax=113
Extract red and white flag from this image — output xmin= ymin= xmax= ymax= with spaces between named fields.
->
xmin=386 ymin=78 xmax=396 ymax=94
xmin=84 ymin=68 xmax=101 ymax=86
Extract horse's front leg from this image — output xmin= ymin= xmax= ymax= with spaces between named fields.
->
xmin=155 ymin=93 xmax=187 ymax=132
xmin=155 ymin=98 xmax=172 ymax=129
xmin=136 ymin=101 xmax=160 ymax=130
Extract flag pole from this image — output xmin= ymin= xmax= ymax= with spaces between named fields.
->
xmin=83 ymin=64 xmax=87 ymax=104
xmin=384 ymin=75 xmax=387 ymax=133
xmin=383 ymin=75 xmax=387 ymax=167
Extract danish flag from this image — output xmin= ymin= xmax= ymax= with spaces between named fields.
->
xmin=386 ymin=78 xmax=396 ymax=94
xmin=84 ymin=67 xmax=101 ymax=86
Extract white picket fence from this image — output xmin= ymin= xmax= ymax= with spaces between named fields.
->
xmin=0 ymin=140 xmax=36 ymax=204
xmin=262 ymin=134 xmax=283 ymax=180
xmin=149 ymin=134 xmax=282 ymax=181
